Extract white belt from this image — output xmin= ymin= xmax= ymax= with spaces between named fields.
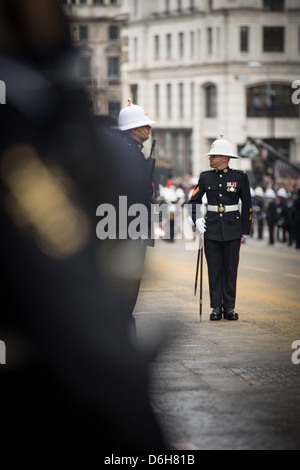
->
xmin=207 ymin=204 xmax=239 ymax=213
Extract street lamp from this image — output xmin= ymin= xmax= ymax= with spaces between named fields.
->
xmin=248 ymin=61 xmax=275 ymax=140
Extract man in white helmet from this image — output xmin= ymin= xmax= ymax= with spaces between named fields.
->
xmin=117 ymin=100 xmax=157 ymax=327
xmin=118 ymin=98 xmax=156 ymax=142
xmin=189 ymin=136 xmax=252 ymax=321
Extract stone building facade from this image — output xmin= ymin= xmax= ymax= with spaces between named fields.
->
xmin=62 ymin=0 xmax=129 ymax=120
xmin=122 ymin=0 xmax=300 ymax=177
xmin=62 ymin=0 xmax=300 ymax=178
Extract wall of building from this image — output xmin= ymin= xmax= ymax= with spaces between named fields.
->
xmin=122 ymin=0 xmax=300 ymax=177
xmin=63 ymin=0 xmax=129 ymax=118
xmin=62 ymin=0 xmax=300 ymax=178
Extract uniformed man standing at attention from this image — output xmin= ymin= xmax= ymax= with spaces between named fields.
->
xmin=189 ymin=135 xmax=252 ymax=321
xmin=116 ymin=100 xmax=157 ymax=328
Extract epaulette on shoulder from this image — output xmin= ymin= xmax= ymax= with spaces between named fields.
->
xmin=201 ymin=170 xmax=213 ymax=175
xmin=232 ymin=169 xmax=246 ymax=174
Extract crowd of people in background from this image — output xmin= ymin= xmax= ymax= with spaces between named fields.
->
xmin=155 ymin=172 xmax=300 ymax=249
xmin=250 ymin=175 xmax=300 ymax=249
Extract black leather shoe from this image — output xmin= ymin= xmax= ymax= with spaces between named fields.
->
xmin=210 ymin=307 xmax=222 ymax=321
xmin=224 ymin=308 xmax=239 ymax=321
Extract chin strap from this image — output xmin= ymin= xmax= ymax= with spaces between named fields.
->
xmin=210 ymin=156 xmax=226 ymax=168
xmin=138 ymin=127 xmax=150 ymax=140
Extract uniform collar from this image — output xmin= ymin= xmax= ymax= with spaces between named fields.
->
xmin=126 ymin=136 xmax=144 ymax=152
xmin=215 ymin=166 xmax=230 ymax=174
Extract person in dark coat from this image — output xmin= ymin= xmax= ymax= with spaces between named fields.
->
xmin=252 ymin=187 xmax=265 ymax=240
xmin=0 ymin=0 xmax=166 ymax=453
xmin=189 ymin=136 xmax=252 ymax=321
xmin=116 ymin=100 xmax=157 ymax=327
xmin=265 ymin=188 xmax=277 ymax=245
xmin=275 ymin=188 xmax=288 ymax=243
xmin=292 ymin=189 xmax=300 ymax=249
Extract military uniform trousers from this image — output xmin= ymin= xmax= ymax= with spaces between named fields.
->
xmin=204 ymin=238 xmax=241 ymax=309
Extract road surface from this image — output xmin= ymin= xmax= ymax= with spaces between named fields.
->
xmin=135 ymin=237 xmax=300 ymax=450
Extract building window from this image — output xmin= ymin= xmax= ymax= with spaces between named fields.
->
xmin=155 ymin=84 xmax=160 ymax=119
xmin=190 ymin=82 xmax=194 ymax=118
xmin=154 ymin=35 xmax=160 ymax=59
xmin=79 ymin=25 xmax=88 ymax=41
xmin=80 ymin=0 xmax=87 ymax=4
xmin=108 ymin=102 xmax=120 ymax=121
xmin=131 ymin=84 xmax=138 ymax=104
xmin=205 ymin=84 xmax=217 ymax=117
xmin=240 ymin=26 xmax=249 ymax=52
xmin=207 ymin=27 xmax=213 ymax=54
xmin=165 ymin=0 xmax=170 ymax=13
xmin=108 ymin=57 xmax=120 ymax=81
xmin=151 ymin=130 xmax=193 ymax=177
xmin=263 ymin=0 xmax=284 ymax=11
xmin=179 ymin=83 xmax=184 ymax=119
xmin=197 ymin=29 xmax=202 ymax=60
xmin=151 ymin=131 xmax=172 ymax=170
xmin=133 ymin=37 xmax=138 ymax=64
xmin=109 ymin=26 xmax=119 ymax=41
xmin=175 ymin=134 xmax=184 ymax=175
xmin=166 ymin=34 xmax=172 ymax=59
xmin=216 ymin=27 xmax=220 ymax=56
xmin=247 ymin=84 xmax=298 ymax=118
xmin=190 ymin=31 xmax=195 ymax=58
xmin=94 ymin=0 xmax=105 ymax=4
xmin=263 ymin=27 xmax=284 ymax=52
xmin=179 ymin=33 xmax=184 ymax=58
xmin=167 ymin=84 xmax=172 ymax=119
xmin=79 ymin=56 xmax=91 ymax=85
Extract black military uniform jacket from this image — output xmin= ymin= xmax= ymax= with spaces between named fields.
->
xmin=123 ymin=135 xmax=155 ymax=246
xmin=189 ymin=167 xmax=252 ymax=242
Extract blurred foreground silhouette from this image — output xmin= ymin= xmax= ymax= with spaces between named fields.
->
xmin=0 ymin=0 xmax=166 ymax=452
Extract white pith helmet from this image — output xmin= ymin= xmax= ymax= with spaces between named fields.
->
xmin=206 ymin=135 xmax=240 ymax=159
xmin=118 ymin=99 xmax=156 ymax=131
xmin=277 ymin=187 xmax=288 ymax=198
xmin=265 ymin=188 xmax=276 ymax=199
xmin=254 ymin=187 xmax=265 ymax=198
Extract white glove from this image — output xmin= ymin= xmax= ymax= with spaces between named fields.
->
xmin=196 ymin=218 xmax=206 ymax=234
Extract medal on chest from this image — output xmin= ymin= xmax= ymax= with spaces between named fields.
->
xmin=227 ymin=182 xmax=237 ymax=193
